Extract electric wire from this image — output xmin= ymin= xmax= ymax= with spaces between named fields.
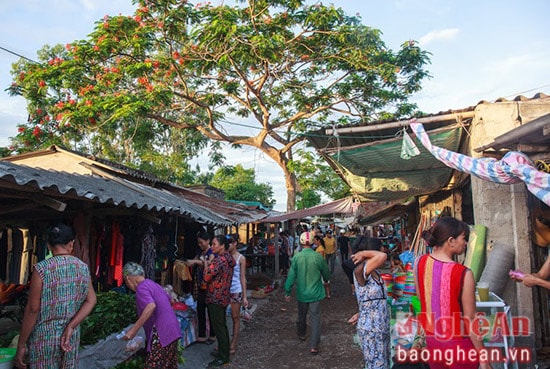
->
xmin=0 ymin=45 xmax=38 ymax=64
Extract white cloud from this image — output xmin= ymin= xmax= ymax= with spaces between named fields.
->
xmin=80 ymin=0 xmax=97 ymax=11
xmin=419 ymin=28 xmax=460 ymax=46
xmin=486 ymin=54 xmax=539 ymax=75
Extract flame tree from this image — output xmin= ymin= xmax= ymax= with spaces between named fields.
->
xmin=8 ymin=0 xmax=430 ymax=211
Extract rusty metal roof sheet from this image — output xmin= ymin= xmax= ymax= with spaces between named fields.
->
xmin=2 ymin=145 xmax=172 ymax=186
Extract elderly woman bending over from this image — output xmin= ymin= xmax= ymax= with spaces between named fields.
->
xmin=122 ymin=262 xmax=181 ymax=369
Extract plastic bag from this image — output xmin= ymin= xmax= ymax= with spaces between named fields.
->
xmin=241 ymin=306 xmax=252 ymax=322
xmin=400 ymin=129 xmax=420 ymax=160
xmin=125 ymin=336 xmax=144 ymax=352
xmin=115 ymin=330 xmax=127 ymax=340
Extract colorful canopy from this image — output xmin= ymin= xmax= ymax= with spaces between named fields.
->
xmin=410 ymin=121 xmax=550 ymax=206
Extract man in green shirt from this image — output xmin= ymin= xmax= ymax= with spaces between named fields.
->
xmin=284 ymin=230 xmax=331 ymax=355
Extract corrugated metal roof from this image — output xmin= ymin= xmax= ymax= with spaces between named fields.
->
xmin=1 ymin=146 xmax=268 ymax=225
xmin=0 ymin=161 xmax=265 ymax=225
xmin=262 ymin=196 xmax=356 ymax=223
xmin=2 ymin=145 xmax=173 ymax=186
xmin=171 ymin=186 xmax=268 ymax=224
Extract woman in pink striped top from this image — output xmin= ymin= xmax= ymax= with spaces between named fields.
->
xmin=415 ymin=217 xmax=491 ymax=369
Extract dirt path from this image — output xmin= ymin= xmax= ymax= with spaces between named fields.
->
xmin=224 ymin=262 xmax=364 ymax=369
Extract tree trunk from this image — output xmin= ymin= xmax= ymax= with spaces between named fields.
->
xmin=254 ymin=143 xmax=298 ymax=212
xmin=284 ymin=168 xmax=297 ymax=212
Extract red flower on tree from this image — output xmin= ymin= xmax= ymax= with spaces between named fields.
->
xmin=32 ymin=126 xmax=42 ymax=137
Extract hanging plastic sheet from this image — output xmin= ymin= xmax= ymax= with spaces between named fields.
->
xmin=410 ymin=121 xmax=550 ymax=206
xmin=400 ymin=128 xmax=420 ymax=160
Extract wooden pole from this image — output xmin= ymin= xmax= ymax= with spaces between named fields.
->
xmin=325 ymin=112 xmax=475 ymax=135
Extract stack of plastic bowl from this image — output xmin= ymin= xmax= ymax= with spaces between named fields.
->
xmin=403 ymin=270 xmax=416 ymax=297
xmin=381 ymin=273 xmax=394 ymax=296
xmin=393 ymin=273 xmax=407 ymax=298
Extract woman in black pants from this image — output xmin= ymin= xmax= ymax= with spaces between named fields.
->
xmin=185 ymin=232 xmax=216 ymax=344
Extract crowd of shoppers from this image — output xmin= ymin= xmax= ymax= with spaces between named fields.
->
xmin=16 ymin=216 xmax=526 ymax=369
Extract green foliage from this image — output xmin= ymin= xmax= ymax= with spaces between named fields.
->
xmin=288 ymin=148 xmax=350 ymax=204
xmin=296 ymin=188 xmax=321 ymax=210
xmin=210 ymin=164 xmax=275 ymax=207
xmin=0 ymin=147 xmax=11 ymax=158
xmin=113 ymin=350 xmax=146 ymax=369
xmin=80 ymin=292 xmax=137 ymax=346
xmin=8 ymin=0 xmax=430 ymax=210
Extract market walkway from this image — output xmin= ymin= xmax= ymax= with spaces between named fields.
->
xmin=0 ymin=260 xmax=363 ymax=369
xmin=180 ymin=258 xmax=365 ymax=369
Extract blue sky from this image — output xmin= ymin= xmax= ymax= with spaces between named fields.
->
xmin=1 ymin=1 xmax=549 ymax=210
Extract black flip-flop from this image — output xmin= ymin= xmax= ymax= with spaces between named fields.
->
xmin=310 ymin=348 xmax=319 ymax=355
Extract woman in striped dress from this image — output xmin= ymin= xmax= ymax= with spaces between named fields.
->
xmin=15 ymin=224 xmax=96 ymax=369
xmin=415 ymin=217 xmax=491 ymax=369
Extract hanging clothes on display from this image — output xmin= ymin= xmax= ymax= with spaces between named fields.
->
xmin=31 ymin=225 xmax=49 ymax=264
xmin=93 ymin=223 xmax=106 ymax=280
xmin=173 ymin=260 xmax=192 ymax=295
xmin=31 ymin=232 xmax=38 ymax=268
xmin=0 ymin=229 xmax=8 ymax=281
xmin=110 ymin=222 xmax=125 ymax=287
xmin=9 ymin=228 xmax=23 ymax=284
xmin=73 ymin=212 xmax=90 ymax=266
xmin=19 ymin=229 xmax=32 ymax=285
xmin=5 ymin=228 xmax=13 ymax=283
xmin=141 ymin=224 xmax=157 ymax=280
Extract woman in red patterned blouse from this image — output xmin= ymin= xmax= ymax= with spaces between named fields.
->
xmin=203 ymin=235 xmax=236 ymax=367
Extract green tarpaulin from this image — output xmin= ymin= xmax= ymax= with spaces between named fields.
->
xmin=323 ymin=125 xmax=464 ymax=201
